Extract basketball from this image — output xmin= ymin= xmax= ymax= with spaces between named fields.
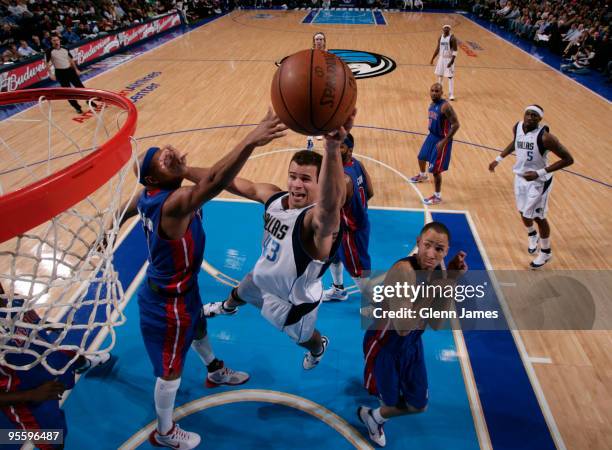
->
xmin=271 ymin=49 xmax=357 ymax=136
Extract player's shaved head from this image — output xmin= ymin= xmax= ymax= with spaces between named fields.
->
xmin=430 ymin=83 xmax=443 ymax=101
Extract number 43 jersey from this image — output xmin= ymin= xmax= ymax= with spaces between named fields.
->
xmin=512 ymin=121 xmax=551 ymax=181
xmin=252 ymin=192 xmax=341 ymax=306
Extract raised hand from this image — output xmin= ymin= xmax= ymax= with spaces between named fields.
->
xmin=324 ymin=108 xmax=357 ymax=152
xmin=247 ymin=107 xmax=288 ymax=147
xmin=447 ymin=251 xmax=468 ymax=278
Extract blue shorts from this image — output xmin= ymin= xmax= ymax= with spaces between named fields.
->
xmin=335 ymin=227 xmax=371 ymax=278
xmin=0 ymin=399 xmax=67 ymax=450
xmin=418 ymin=134 xmax=453 ymax=174
xmin=363 ymin=329 xmax=428 ymax=409
xmin=138 ymin=281 xmax=207 ymax=378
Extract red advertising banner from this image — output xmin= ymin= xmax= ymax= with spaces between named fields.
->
xmin=0 ymin=12 xmax=181 ymax=92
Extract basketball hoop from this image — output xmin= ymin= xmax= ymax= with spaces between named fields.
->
xmin=0 ymin=88 xmax=138 ymax=375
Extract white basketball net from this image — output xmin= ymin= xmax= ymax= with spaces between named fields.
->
xmin=0 ymin=95 xmax=138 ymax=375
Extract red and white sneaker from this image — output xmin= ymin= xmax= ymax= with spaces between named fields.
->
xmin=206 ymin=361 xmax=250 ymax=388
xmin=409 ymin=174 xmax=428 ymax=183
xmin=149 ymin=423 xmax=201 ymax=449
xmin=423 ymin=195 xmax=442 ymax=205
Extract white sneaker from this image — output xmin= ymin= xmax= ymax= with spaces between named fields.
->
xmin=530 ymin=250 xmax=552 ymax=269
xmin=303 ymin=336 xmax=329 ymax=370
xmin=449 ymin=95 xmax=456 ymax=101
xmin=203 ymin=301 xmax=238 ymax=318
xmin=357 ymin=406 xmax=386 ymax=447
xmin=149 ymin=423 xmax=201 ymax=450
xmin=528 ymin=232 xmax=539 ymax=254
xmin=321 ymin=286 xmax=348 ymax=302
xmin=206 ymin=362 xmax=250 ymax=388
xmin=315 ymin=135 xmax=323 ymax=140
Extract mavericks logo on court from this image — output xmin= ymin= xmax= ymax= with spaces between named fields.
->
xmin=329 ymin=49 xmax=396 ymax=79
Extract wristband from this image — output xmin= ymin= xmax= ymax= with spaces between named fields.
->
xmin=536 ymin=168 xmax=548 ymax=178
xmin=452 ymin=51 xmax=458 ymax=56
xmin=495 ymin=156 xmax=503 ymax=163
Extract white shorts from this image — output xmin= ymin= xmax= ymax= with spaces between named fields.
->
xmin=514 ymin=175 xmax=553 ymax=219
xmin=236 ymin=272 xmax=320 ymax=343
xmin=434 ymin=57 xmax=455 ymax=78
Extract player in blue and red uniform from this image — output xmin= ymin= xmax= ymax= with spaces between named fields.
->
xmin=322 ymin=133 xmax=374 ymax=302
xmin=117 ymin=109 xmax=287 ymax=449
xmin=357 ymin=222 xmax=467 ymax=447
xmin=410 ymin=83 xmax=460 ymax=205
xmin=0 ymin=283 xmax=109 ymax=450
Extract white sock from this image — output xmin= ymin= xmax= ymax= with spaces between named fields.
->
xmin=330 ymin=262 xmax=344 ymax=287
xmin=526 ymin=225 xmax=537 ymax=234
xmin=437 ymin=76 xmax=443 ymax=84
xmin=191 ymin=335 xmax=216 ymax=366
xmin=449 ymin=77 xmax=455 ymax=97
xmin=420 ymin=171 xmax=426 ymax=177
xmin=154 ymin=377 xmax=181 ymax=434
xmin=434 ymin=192 xmax=441 ymax=198
xmin=372 ymin=407 xmax=388 ymax=424
xmin=540 ymin=238 xmax=551 ymax=250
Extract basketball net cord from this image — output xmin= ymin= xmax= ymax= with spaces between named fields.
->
xmin=0 ymin=96 xmax=139 ymax=375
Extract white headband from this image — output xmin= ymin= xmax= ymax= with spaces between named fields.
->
xmin=443 ymin=24 xmax=451 ymax=29
xmin=525 ymin=105 xmax=544 ymax=117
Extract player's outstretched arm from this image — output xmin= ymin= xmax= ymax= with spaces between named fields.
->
xmin=166 ymin=108 xmax=287 ymax=215
xmin=184 ymin=167 xmax=281 ymax=204
xmin=489 ymin=140 xmax=515 ymax=172
xmin=305 ymin=109 xmax=356 ymax=260
xmin=430 ymin=37 xmax=440 ymax=64
xmin=226 ymin=177 xmax=282 ymax=204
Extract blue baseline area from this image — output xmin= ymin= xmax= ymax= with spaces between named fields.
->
xmin=432 ymin=212 xmax=555 ymax=450
xmin=63 ymin=203 xmax=483 ymax=450
xmin=310 ymin=10 xmax=377 ymax=25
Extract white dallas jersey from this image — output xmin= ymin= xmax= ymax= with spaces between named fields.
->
xmin=439 ymin=34 xmax=453 ymax=59
xmin=253 ymin=192 xmax=340 ymax=306
xmin=513 ymin=121 xmax=551 ymax=180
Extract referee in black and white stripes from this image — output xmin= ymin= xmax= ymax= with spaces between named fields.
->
xmin=45 ymin=35 xmax=96 ymax=114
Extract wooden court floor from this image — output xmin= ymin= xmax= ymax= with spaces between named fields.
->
xmin=2 ymin=10 xmax=611 ymax=450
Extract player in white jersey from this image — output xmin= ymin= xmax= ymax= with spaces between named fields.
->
xmin=204 ymin=110 xmax=356 ymax=369
xmin=489 ymin=105 xmax=574 ymax=268
xmin=430 ymin=24 xmax=458 ymax=100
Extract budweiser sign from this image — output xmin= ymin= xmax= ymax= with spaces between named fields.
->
xmin=0 ymin=12 xmax=181 ymax=92
xmin=0 ymin=59 xmax=49 ymax=92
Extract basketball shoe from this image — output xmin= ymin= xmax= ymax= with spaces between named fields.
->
xmin=530 ymin=249 xmax=552 ymax=269
xmin=206 ymin=361 xmax=250 ymax=388
xmin=357 ymin=406 xmax=386 ymax=447
xmin=321 ymin=285 xmax=348 ymax=302
xmin=303 ymin=336 xmax=329 ymax=370
xmin=203 ymin=300 xmax=238 ymax=317
xmin=423 ymin=194 xmax=442 ymax=205
xmin=149 ymin=423 xmax=201 ymax=450
xmin=409 ymin=173 xmax=428 ymax=183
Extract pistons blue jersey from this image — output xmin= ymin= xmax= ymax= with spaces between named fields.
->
xmin=342 ymin=157 xmax=370 ymax=232
xmin=427 ymin=99 xmax=449 ymax=137
xmin=0 ymin=300 xmax=76 ymax=392
xmin=137 ymin=188 xmax=205 ymax=294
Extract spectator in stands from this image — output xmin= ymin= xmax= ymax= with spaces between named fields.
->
xmin=16 ymin=39 xmax=35 ymax=58
xmin=561 ymin=44 xmax=595 ymax=74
